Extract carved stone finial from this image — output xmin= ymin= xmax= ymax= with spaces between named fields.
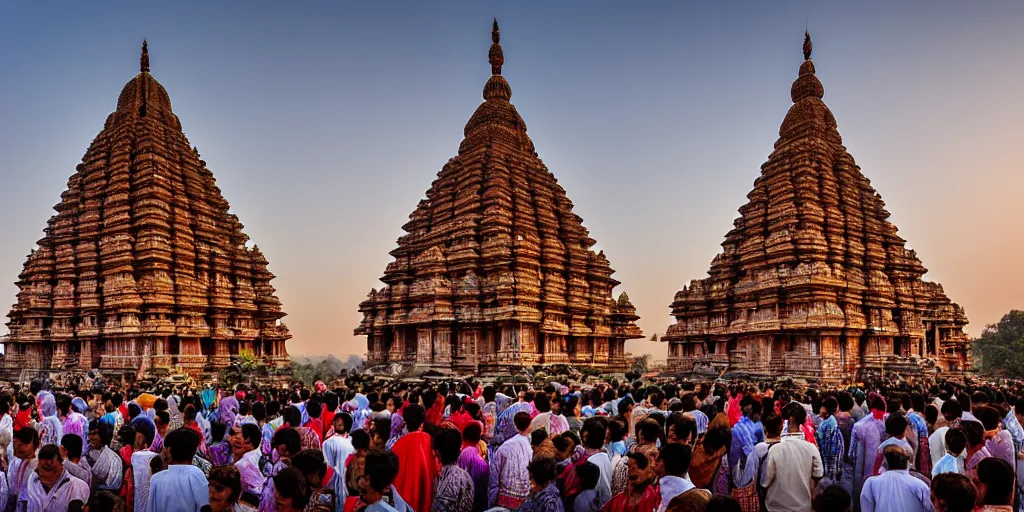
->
xmin=489 ymin=18 xmax=504 ymax=75
xmin=141 ymin=40 xmax=150 ymax=72
xmin=803 ymin=31 xmax=812 ymax=61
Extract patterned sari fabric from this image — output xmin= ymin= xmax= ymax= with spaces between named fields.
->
xmin=907 ymin=411 xmax=932 ymax=476
xmin=815 ymin=415 xmax=844 ymax=485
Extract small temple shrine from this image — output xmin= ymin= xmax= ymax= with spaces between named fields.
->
xmin=662 ymin=34 xmax=971 ymax=383
xmin=2 ymin=42 xmax=291 ymax=380
xmin=356 ymin=21 xmax=643 ymax=376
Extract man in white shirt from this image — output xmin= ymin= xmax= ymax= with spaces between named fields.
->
xmin=860 ymin=446 xmax=932 ymax=512
xmin=148 ymin=428 xmax=210 ymax=512
xmin=655 ymin=442 xmax=704 ymax=512
xmin=762 ymin=405 xmax=823 ymax=512
xmin=26 ymin=444 xmax=89 ymax=512
xmin=322 ymin=412 xmax=355 ymax=502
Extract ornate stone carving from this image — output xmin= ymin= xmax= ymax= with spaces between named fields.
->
xmin=356 ymin=20 xmax=642 ymax=374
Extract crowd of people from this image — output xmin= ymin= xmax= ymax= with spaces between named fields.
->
xmin=0 ymin=373 xmax=1021 ymax=512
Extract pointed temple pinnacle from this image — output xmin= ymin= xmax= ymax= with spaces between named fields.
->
xmin=803 ymin=31 xmax=812 ymax=61
xmin=141 ymin=40 xmax=150 ymax=73
xmin=489 ymin=18 xmax=504 ymax=75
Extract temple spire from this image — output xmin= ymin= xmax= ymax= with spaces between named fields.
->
xmin=488 ymin=18 xmax=504 ymax=75
xmin=141 ymin=40 xmax=150 ymax=73
xmin=803 ymin=31 xmax=812 ymax=61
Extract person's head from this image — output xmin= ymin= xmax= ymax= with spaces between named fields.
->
xmin=60 ymin=433 xmax=83 ymax=461
xmin=208 ymin=465 xmax=243 ymax=510
xmin=812 ymin=485 xmax=851 ymax=512
xmin=608 ymin=418 xmax=627 ymax=443
xmin=154 ymin=410 xmax=170 ymax=433
xmin=925 ymin=404 xmax=939 ymax=426
xmin=706 ymin=494 xmax=743 ymax=512
xmin=973 ymin=457 xmax=1014 ymax=507
xmin=351 ymin=429 xmax=370 ymax=452
xmin=882 ymin=444 xmax=910 ymax=471
xmin=576 ymin=461 xmax=600 ymax=492
xmin=272 ymin=427 xmax=302 ymax=460
xmin=13 ymin=425 xmax=40 ymax=459
xmin=974 ymin=405 xmax=1001 ymax=431
xmin=164 ymin=427 xmax=202 ymax=464
xmin=626 ymin=452 xmax=655 ymax=488
xmin=432 ymin=428 xmax=462 ymax=466
xmin=666 ymin=413 xmax=697 ymax=445
xmin=514 ymin=411 xmax=532 ymax=434
xmin=530 ymin=429 xmax=548 ymax=449
xmin=820 ymin=397 xmax=838 ymax=419
xmin=88 ymin=420 xmax=112 ymax=449
xmin=211 ymin=421 xmax=228 ymax=446
xmin=940 ymin=399 xmax=962 ymax=423
xmin=273 ymin=466 xmax=310 ymax=512
xmin=581 ymin=417 xmax=608 ymax=449
xmin=363 ymin=450 xmax=400 ymax=496
xmin=944 ymin=427 xmax=967 ymax=457
xmin=291 ymin=449 xmax=329 ymax=489
xmin=234 ymin=423 xmax=261 ymax=455
xmin=931 ymin=472 xmax=977 ymax=512
xmin=962 ymin=421 xmax=985 ymax=449
xmin=761 ymin=412 xmax=783 ymax=439
xmin=783 ymin=401 xmax=807 ymax=428
xmin=87 ymin=490 xmax=124 ymax=512
xmin=334 ymin=412 xmax=353 ymax=436
xmin=657 ymin=442 xmax=692 ymax=478
xmin=462 ymin=421 xmax=482 ymax=447
xmin=527 ymin=457 xmax=558 ymax=493
xmin=35 ymin=444 xmax=64 ymax=487
xmin=281 ymin=406 xmax=302 ymax=428
xmin=885 ymin=411 xmax=908 ymax=438
xmin=404 ymin=404 xmax=425 ymax=432
xmin=971 ymin=391 xmax=989 ymax=411
xmin=742 ymin=397 xmax=762 ymax=421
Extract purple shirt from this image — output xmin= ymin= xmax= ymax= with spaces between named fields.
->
xmin=458 ymin=446 xmax=489 ymax=512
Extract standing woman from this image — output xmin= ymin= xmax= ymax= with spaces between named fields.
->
xmin=37 ymin=394 xmax=63 ymax=448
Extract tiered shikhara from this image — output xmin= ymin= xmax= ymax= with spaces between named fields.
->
xmin=356 ymin=21 xmax=643 ymax=375
xmin=2 ymin=43 xmax=290 ymax=379
xmin=662 ymin=34 xmax=971 ymax=383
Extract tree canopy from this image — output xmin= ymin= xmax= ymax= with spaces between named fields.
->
xmin=973 ymin=310 xmax=1024 ymax=376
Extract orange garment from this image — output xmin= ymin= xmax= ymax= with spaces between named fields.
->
xmin=391 ymin=431 xmax=437 ymax=512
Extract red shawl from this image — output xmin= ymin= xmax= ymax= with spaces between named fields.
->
xmin=601 ymin=485 xmax=659 ymax=512
xmin=391 ymin=431 xmax=437 ymax=512
xmin=426 ymin=400 xmax=444 ymax=427
xmin=558 ymin=451 xmax=595 ymax=500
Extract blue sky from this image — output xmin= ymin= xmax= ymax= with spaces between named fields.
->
xmin=1 ymin=2 xmax=1022 ymax=359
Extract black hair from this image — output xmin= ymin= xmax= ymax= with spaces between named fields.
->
xmin=14 ymin=425 xmax=40 ymax=448
xmin=581 ymin=417 xmax=608 ymax=450
xmin=61 ymin=434 xmax=83 ymax=459
xmin=335 ymin=412 xmax=353 ymax=435
xmin=626 ymin=451 xmax=650 ymax=469
xmin=706 ymin=494 xmax=743 ymax=512
xmin=577 ymin=461 xmax=600 ymax=491
xmin=351 ymin=429 xmax=371 ymax=450
xmin=165 ymin=428 xmax=201 ymax=463
xmin=658 ymin=442 xmax=692 ymax=477
xmin=404 ymin=404 xmax=425 ymax=432
xmin=514 ymin=411 xmax=532 ymax=433
xmin=930 ymin=473 xmax=977 ymax=512
xmin=211 ymin=421 xmax=227 ymax=445
xmin=527 ymin=457 xmax=558 ymax=486
xmin=977 ymin=457 xmax=1014 ymax=505
xmin=38 ymin=443 xmax=61 ymax=462
xmin=273 ymin=466 xmax=310 ymax=508
xmin=811 ymin=485 xmax=851 ymax=512
xmin=945 ymin=427 xmax=967 ymax=455
xmin=941 ymin=399 xmax=963 ymax=419
xmin=240 ymin=423 xmax=262 ymax=450
xmin=364 ymin=450 xmax=400 ymax=493
xmin=282 ymin=406 xmax=302 ymax=428
xmin=271 ymin=427 xmax=302 ymax=457
xmin=885 ymin=411 xmax=908 ymax=438
xmin=291 ymin=449 xmax=328 ymax=480
xmin=432 ymin=428 xmax=463 ymax=465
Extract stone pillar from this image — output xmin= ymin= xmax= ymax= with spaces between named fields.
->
xmin=433 ymin=327 xmax=452 ymax=367
xmin=416 ymin=328 xmax=433 ymax=366
xmin=543 ymin=335 xmax=569 ymax=364
xmin=388 ymin=328 xmax=405 ymax=362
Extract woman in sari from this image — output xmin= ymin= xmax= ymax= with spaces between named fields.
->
xmin=37 ymin=393 xmax=63 ymax=447
xmin=688 ymin=421 xmax=732 ymax=494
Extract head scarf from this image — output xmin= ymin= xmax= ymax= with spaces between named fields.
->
xmin=71 ymin=397 xmax=89 ymax=414
xmin=136 ymin=393 xmax=157 ymax=410
xmin=314 ymin=380 xmax=328 ymax=394
xmin=218 ymin=395 xmax=239 ymax=427
xmin=40 ymin=394 xmax=57 ymax=418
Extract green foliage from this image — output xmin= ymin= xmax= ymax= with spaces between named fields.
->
xmin=973 ymin=310 xmax=1024 ymax=376
xmin=290 ymin=355 xmax=363 ymax=386
xmin=631 ymin=354 xmax=651 ymax=374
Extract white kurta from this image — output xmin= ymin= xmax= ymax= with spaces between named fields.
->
xmin=147 ymin=464 xmax=210 ymax=512
xmin=25 ymin=470 xmax=90 ymax=512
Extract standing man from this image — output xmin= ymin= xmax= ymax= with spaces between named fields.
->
xmin=762 ymin=404 xmax=824 ymax=512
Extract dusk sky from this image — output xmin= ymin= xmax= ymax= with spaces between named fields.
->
xmin=1 ymin=2 xmax=1022 ymax=361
